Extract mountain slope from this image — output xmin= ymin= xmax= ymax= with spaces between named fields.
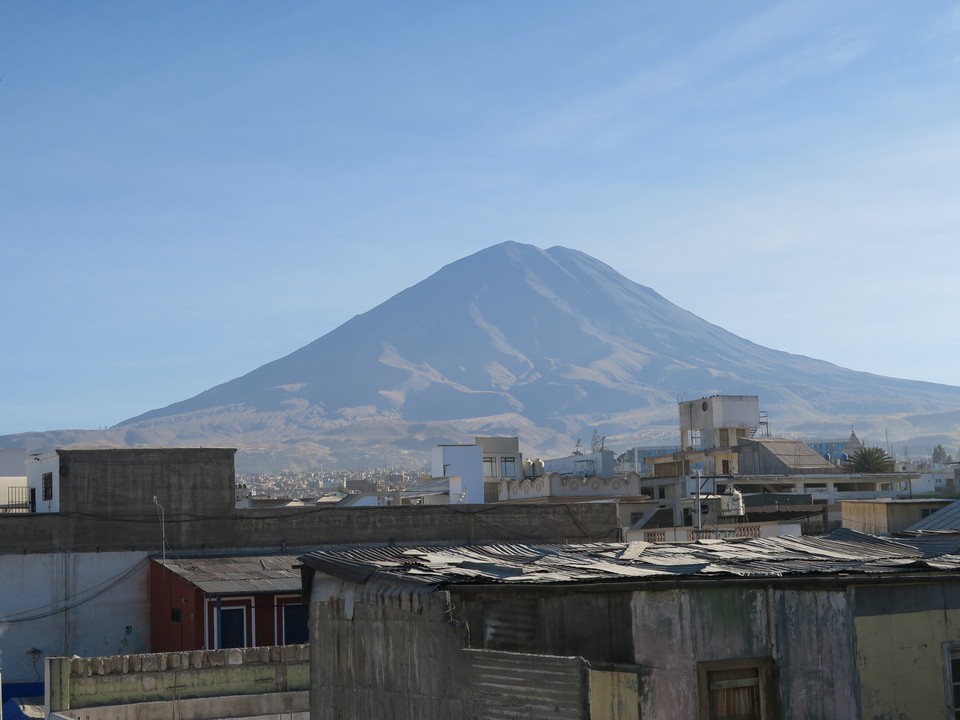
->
xmin=98 ymin=241 xmax=960 ymax=467
xmin=125 ymin=242 xmax=959 ymax=420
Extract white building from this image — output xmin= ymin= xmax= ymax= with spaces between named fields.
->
xmin=431 ymin=443 xmax=483 ymax=504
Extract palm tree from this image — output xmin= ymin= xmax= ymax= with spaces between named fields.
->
xmin=845 ymin=446 xmax=894 ymax=473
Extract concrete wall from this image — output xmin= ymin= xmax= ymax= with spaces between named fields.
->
xmin=0 ymin=552 xmax=151 ymax=686
xmin=841 ymin=501 xmax=953 ymax=534
xmin=51 ymin=692 xmax=307 ymax=720
xmin=309 ymin=575 xmax=469 ymax=719
xmin=631 ymin=578 xmax=960 ymax=718
xmin=317 ymin=575 xmax=960 ymax=719
xmin=47 ymin=645 xmax=308 ymax=719
xmin=625 ymin=521 xmax=799 ymax=542
xmin=853 ymin=582 xmax=960 ymax=719
xmin=631 ymin=583 xmax=860 ymax=719
xmin=737 ymin=441 xmax=788 ymax=475
xmin=497 ymin=473 xmax=643 ymax=502
xmin=27 ymin=448 xmax=237 ymax=517
xmin=308 ymin=574 xmax=643 ymax=720
xmin=680 ymin=395 xmax=758 ymax=450
xmin=0 ymin=502 xmax=620 ymax=555
xmin=476 ymin=436 xmax=520 ymax=455
xmin=841 ymin=501 xmax=889 ymax=534
xmin=0 ymin=503 xmax=617 ymax=689
xmin=550 ymin=473 xmax=641 ymax=498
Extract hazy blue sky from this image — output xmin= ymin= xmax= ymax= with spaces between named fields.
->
xmin=2 ymin=2 xmax=959 ymax=435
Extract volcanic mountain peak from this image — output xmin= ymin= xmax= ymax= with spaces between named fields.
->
xmin=39 ymin=241 xmax=960 ymax=468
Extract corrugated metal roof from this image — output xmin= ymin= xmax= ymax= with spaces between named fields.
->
xmin=299 ymin=530 xmax=960 ymax=589
xmin=159 ymin=555 xmax=302 ymax=595
xmin=748 ymin=439 xmax=836 ymax=470
xmin=905 ymin=498 xmax=960 ymax=532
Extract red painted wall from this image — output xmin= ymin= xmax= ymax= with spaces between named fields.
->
xmin=150 ymin=562 xmax=203 ymax=652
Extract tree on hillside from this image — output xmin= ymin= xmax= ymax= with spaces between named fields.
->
xmin=933 ymin=444 xmax=954 ymax=464
xmin=846 ymin=446 xmax=895 ymax=473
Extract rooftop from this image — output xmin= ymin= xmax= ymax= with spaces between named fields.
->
xmin=906 ymin=498 xmax=960 ymax=532
xmin=299 ymin=529 xmax=960 ymax=589
xmin=157 ymin=555 xmax=301 ymax=594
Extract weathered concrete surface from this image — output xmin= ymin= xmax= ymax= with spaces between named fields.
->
xmin=310 ymin=576 xmax=468 ymax=720
xmin=631 ymin=583 xmax=859 ymax=719
xmin=0 ymin=502 xmax=620 ymax=554
xmin=309 ymin=574 xmax=646 ymax=720
xmin=313 ymin=572 xmax=922 ymax=718
xmin=853 ymin=582 xmax=960 ymax=719
xmin=53 ymin=448 xmax=237 ymax=518
xmin=49 ymin=690 xmax=308 ymax=720
xmin=0 ymin=503 xmax=617 ymax=686
xmin=47 ymin=645 xmax=308 ymax=714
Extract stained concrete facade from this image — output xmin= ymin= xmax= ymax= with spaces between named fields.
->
xmin=304 ymin=550 xmax=960 ymax=719
xmin=307 ymin=575 xmax=640 ymax=720
xmin=0 ymin=502 xmax=619 ymax=555
xmin=26 ymin=448 xmax=236 ymax=516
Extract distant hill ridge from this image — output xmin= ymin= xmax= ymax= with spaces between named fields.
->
xmin=8 ymin=243 xmax=960 ymax=469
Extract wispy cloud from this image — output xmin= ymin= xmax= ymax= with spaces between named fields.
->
xmin=520 ymin=1 xmax=869 ymax=148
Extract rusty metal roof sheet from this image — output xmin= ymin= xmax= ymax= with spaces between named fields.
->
xmin=158 ymin=555 xmax=302 ymax=595
xmin=299 ymin=530 xmax=960 ymax=589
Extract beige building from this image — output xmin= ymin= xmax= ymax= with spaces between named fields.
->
xmin=653 ymin=394 xmax=763 ymax=477
xmin=841 ymin=498 xmax=954 ymax=535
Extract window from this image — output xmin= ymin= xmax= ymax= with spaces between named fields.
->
xmin=282 ymin=603 xmax=309 ymax=644
xmin=719 ymin=429 xmax=729 ymax=447
xmin=698 ymin=658 xmax=776 ymax=720
xmin=218 ymin=606 xmax=246 ymax=649
xmin=500 ymin=457 xmax=516 ymax=479
xmin=483 ymin=457 xmax=496 ymax=478
xmin=171 ymin=608 xmax=182 ymax=623
xmin=41 ymin=472 xmax=53 ymax=501
xmin=207 ymin=598 xmax=254 ymax=649
xmin=690 ymin=430 xmax=702 ymax=449
xmin=944 ymin=642 xmax=960 ymax=719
